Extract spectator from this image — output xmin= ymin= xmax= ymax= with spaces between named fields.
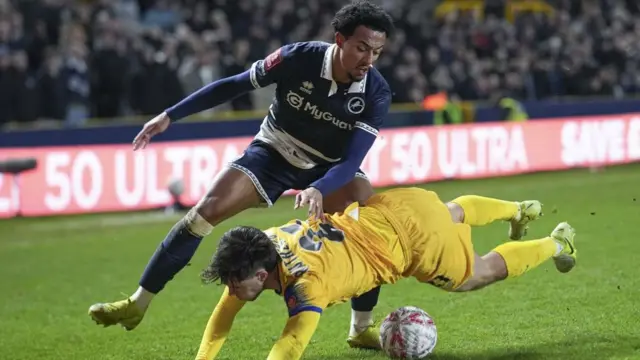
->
xmin=8 ymin=49 xmax=38 ymax=123
xmin=91 ymin=29 xmax=130 ymax=118
xmin=222 ymin=38 xmax=253 ymax=111
xmin=61 ymin=29 xmax=90 ymax=127
xmin=178 ymin=44 xmax=227 ymax=114
xmin=37 ymin=49 xmax=66 ymax=121
xmin=0 ymin=0 xmax=639 ymax=128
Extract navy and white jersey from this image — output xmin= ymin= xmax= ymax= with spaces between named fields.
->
xmin=248 ymin=41 xmax=391 ymax=169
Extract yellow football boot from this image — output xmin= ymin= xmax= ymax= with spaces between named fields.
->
xmin=88 ymin=298 xmax=145 ymax=331
xmin=550 ymin=222 xmax=577 ymax=273
xmin=509 ymin=200 xmax=543 ymax=240
xmin=347 ymin=322 xmax=381 ymax=350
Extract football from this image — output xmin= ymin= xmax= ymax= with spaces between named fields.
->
xmin=167 ymin=177 xmax=185 ymax=197
xmin=379 ymin=306 xmax=437 ymax=359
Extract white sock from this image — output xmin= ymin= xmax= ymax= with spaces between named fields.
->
xmin=349 ymin=310 xmax=373 ymax=337
xmin=130 ymin=287 xmax=155 ymax=310
xmin=554 ymin=241 xmax=564 ymax=256
xmin=512 ymin=201 xmax=522 ymax=221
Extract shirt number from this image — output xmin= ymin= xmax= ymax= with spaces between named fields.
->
xmin=280 ymin=220 xmax=345 ymax=252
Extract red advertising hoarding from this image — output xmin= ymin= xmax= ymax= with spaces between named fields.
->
xmin=1 ymin=115 xmax=639 ymax=217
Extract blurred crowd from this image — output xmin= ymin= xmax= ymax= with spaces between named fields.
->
xmin=401 ymin=0 xmax=640 ymax=103
xmin=2 ymin=0 xmax=640 ymax=127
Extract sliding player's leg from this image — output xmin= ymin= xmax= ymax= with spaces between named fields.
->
xmin=455 ymin=222 xmax=577 ymax=292
xmin=400 ymin=191 xmax=576 ymax=292
xmin=383 ymin=188 xmax=575 ymax=297
xmin=88 ymin=141 xmax=292 ymax=330
xmin=448 ymin=195 xmax=543 ymax=240
xmin=322 ymin=173 xmax=383 ymax=350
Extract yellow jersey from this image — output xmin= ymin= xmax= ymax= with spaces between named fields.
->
xmin=196 ymin=188 xmax=474 ymax=360
xmin=267 ymin=201 xmax=408 ymax=317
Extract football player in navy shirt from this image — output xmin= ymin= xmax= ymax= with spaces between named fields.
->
xmin=89 ymin=0 xmax=393 ymax=351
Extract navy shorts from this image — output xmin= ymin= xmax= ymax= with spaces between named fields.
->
xmin=229 ymin=140 xmax=368 ymax=207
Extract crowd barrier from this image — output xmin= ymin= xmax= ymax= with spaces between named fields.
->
xmin=1 ymin=113 xmax=639 ymax=218
xmin=2 ymin=98 xmax=640 ymax=148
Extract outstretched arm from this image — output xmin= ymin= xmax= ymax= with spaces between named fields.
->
xmin=166 ymin=44 xmax=297 ymax=122
xmin=133 ymin=45 xmax=298 ymax=149
xmin=267 ymin=311 xmax=321 ymax=360
xmin=131 ymin=71 xmax=258 ymax=149
xmin=165 ymin=71 xmax=255 ymax=122
xmin=195 ymin=287 xmax=246 ymax=360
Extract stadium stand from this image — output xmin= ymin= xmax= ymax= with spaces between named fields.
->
xmin=1 ymin=0 xmax=640 ymax=127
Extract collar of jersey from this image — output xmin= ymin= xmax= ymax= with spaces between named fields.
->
xmin=320 ymin=43 xmax=368 ymax=97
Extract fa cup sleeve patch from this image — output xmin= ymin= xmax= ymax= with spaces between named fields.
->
xmin=264 ymin=48 xmax=283 ymax=71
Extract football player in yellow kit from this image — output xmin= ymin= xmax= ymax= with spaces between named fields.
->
xmin=195 ymin=187 xmax=577 ymax=360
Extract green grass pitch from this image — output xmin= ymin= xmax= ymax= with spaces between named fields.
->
xmin=1 ymin=165 xmax=640 ymax=360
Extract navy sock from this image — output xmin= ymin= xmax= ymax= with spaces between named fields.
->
xmin=351 ymin=286 xmax=381 ymax=312
xmin=139 ymin=220 xmax=203 ymax=294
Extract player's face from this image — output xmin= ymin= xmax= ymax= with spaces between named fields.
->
xmin=227 ymin=270 xmax=268 ymax=301
xmin=336 ymin=25 xmax=387 ymax=82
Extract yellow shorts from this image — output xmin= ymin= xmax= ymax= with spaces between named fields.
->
xmin=366 ymin=187 xmax=475 ymax=291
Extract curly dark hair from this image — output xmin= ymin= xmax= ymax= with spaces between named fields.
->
xmin=331 ymin=0 xmax=395 ymax=37
xmin=200 ymin=226 xmax=279 ymax=285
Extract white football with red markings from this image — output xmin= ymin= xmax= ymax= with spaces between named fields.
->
xmin=379 ymin=306 xmax=437 ymax=359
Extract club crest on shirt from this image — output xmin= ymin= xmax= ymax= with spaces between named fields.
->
xmin=346 ymin=96 xmax=365 ymax=114
xmin=286 ymin=293 xmax=297 ymax=309
xmin=284 ymin=283 xmax=312 ymax=316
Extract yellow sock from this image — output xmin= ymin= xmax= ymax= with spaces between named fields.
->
xmin=451 ymin=195 xmax=519 ymax=226
xmin=493 ymin=238 xmax=559 ymax=278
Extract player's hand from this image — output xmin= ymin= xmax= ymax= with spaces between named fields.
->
xmin=294 ymin=187 xmax=325 ymax=221
xmin=132 ymin=112 xmax=171 ymax=151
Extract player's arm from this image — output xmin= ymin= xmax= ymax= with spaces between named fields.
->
xmin=165 ymin=45 xmax=296 ymax=122
xmin=309 ymin=86 xmax=392 ymax=196
xmin=195 ymin=286 xmax=246 ymax=360
xmin=267 ymin=280 xmax=327 ymax=360
xmin=267 ymin=311 xmax=322 ymax=360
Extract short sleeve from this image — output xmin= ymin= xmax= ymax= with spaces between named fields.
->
xmin=249 ymin=44 xmax=298 ymax=89
xmin=283 ymin=277 xmax=328 ymax=317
